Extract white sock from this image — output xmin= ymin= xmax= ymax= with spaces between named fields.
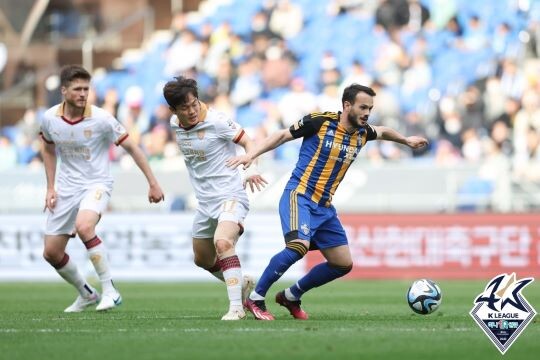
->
xmin=56 ymin=255 xmax=94 ymax=298
xmin=87 ymin=241 xmax=115 ymax=294
xmin=249 ymin=291 xmax=265 ymax=301
xmin=220 ymin=255 xmax=243 ymax=307
xmin=285 ymin=287 xmax=298 ymax=301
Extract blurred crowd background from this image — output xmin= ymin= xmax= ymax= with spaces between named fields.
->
xmin=0 ymin=0 xmax=539 ymax=212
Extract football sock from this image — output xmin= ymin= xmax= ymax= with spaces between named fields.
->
xmin=207 ymin=261 xmax=225 ymax=281
xmin=54 ymin=253 xmax=95 ymax=297
xmin=252 ymin=242 xmax=308 ymax=298
xmin=85 ymin=236 xmax=115 ymax=294
xmin=284 ymin=287 xmax=299 ymax=301
xmin=219 ymin=255 xmax=242 ymax=307
xmin=290 ymin=262 xmax=352 ymax=299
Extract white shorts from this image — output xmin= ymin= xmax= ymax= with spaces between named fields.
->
xmin=45 ymin=185 xmax=111 ymax=236
xmin=192 ymin=198 xmax=249 ymax=239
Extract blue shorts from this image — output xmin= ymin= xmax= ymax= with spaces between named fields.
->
xmin=279 ymin=189 xmax=348 ymax=249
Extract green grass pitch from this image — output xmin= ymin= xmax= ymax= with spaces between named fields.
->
xmin=1 ymin=280 xmax=538 ymax=360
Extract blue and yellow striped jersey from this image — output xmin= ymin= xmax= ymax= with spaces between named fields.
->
xmin=286 ymin=111 xmax=377 ymax=206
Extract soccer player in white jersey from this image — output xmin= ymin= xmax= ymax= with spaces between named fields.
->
xmin=40 ymin=65 xmax=164 ymax=312
xmin=163 ymin=76 xmax=267 ymax=320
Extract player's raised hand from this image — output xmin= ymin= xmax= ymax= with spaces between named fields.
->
xmin=44 ymin=188 xmax=57 ymax=213
xmin=244 ymin=174 xmax=268 ymax=193
xmin=226 ymin=154 xmax=253 ymax=170
xmin=406 ymin=136 xmax=429 ymax=149
xmin=148 ymin=183 xmax=165 ymax=203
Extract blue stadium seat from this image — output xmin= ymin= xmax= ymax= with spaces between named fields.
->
xmin=456 ymin=177 xmax=494 ymax=212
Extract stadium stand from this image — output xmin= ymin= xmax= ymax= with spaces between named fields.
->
xmin=1 ymin=0 xmax=539 ymax=212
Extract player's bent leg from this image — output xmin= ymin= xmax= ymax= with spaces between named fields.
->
xmin=193 ymin=237 xmax=223 ymax=281
xmin=244 ymin=240 xmax=308 ymax=320
xmin=286 ymin=245 xmax=353 ymax=305
xmin=250 ymin=240 xmax=309 ymax=299
xmin=44 ymin=235 xmax=100 ymax=312
xmin=215 ymin=221 xmax=246 ymax=319
xmin=76 ymin=210 xmax=121 ymax=311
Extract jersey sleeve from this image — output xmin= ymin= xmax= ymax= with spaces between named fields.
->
xmin=289 ymin=114 xmax=325 ymax=139
xmin=215 ymin=113 xmax=245 ymax=144
xmin=39 ymin=116 xmax=54 ymax=144
xmin=365 ymin=124 xmax=377 ymax=141
xmin=105 ymin=114 xmax=129 ymax=146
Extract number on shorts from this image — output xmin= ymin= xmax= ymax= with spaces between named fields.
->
xmin=221 ymin=200 xmax=237 ymax=214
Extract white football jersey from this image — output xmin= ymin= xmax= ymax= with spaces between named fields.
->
xmin=40 ymin=103 xmax=128 ymax=194
xmin=170 ymin=107 xmax=248 ymax=207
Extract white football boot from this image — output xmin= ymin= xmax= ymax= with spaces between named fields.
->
xmin=221 ymin=307 xmax=246 ymax=320
xmin=96 ymin=290 xmax=123 ymax=311
xmin=64 ymin=292 xmax=100 ymax=313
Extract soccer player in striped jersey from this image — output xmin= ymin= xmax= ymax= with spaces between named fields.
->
xmin=163 ymin=76 xmax=267 ymax=320
xmin=40 ymin=65 xmax=164 ymax=312
xmin=227 ymin=84 xmax=428 ymax=320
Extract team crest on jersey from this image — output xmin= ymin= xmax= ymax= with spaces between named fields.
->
xmin=197 ymin=129 xmax=205 ymax=140
xmin=300 ymin=223 xmax=310 ymax=235
xmin=470 ymin=273 xmax=536 ymax=354
xmin=84 ymin=129 xmax=92 ymax=139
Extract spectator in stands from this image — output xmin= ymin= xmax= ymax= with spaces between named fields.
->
xmin=269 ymin=0 xmax=304 ymax=39
xmin=230 ymin=56 xmax=263 ymax=107
xmin=100 ymin=88 xmax=120 ymax=118
xmin=514 ymin=126 xmax=540 ymax=182
xmin=278 ymin=77 xmax=318 ymax=127
xmin=117 ymin=85 xmax=150 ymax=134
xmin=489 ymin=119 xmax=513 ymax=157
xmin=164 ymin=29 xmax=203 ymax=76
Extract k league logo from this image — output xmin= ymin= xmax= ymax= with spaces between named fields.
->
xmin=470 ymin=273 xmax=536 ymax=354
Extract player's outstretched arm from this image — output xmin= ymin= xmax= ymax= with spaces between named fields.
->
xmin=120 ymin=138 xmax=165 ymax=203
xmin=41 ymin=141 xmax=58 ymax=212
xmin=226 ymin=128 xmax=294 ymax=169
xmin=235 ymin=133 xmax=268 ymax=193
xmin=372 ymin=125 xmax=428 ymax=149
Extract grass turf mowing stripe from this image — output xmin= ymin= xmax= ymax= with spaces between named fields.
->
xmin=0 ymin=281 xmax=538 ymax=360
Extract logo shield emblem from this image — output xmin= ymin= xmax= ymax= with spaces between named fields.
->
xmin=197 ymin=130 xmax=205 ymax=140
xmin=300 ymin=223 xmax=310 ymax=236
xmin=84 ymin=129 xmax=92 ymax=139
xmin=470 ymin=273 xmax=536 ymax=354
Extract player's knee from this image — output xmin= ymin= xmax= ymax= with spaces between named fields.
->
xmin=43 ymin=248 xmax=63 ymax=266
xmin=329 ymin=262 xmax=353 ymax=277
xmin=285 ymin=241 xmax=309 ymax=259
xmin=214 ymin=238 xmax=235 ymax=257
xmin=193 ymin=254 xmax=214 ymax=269
xmin=75 ymin=222 xmax=95 ymax=240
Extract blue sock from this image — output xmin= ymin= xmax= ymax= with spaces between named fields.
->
xmin=254 ymin=243 xmax=308 ymax=297
xmin=290 ymin=262 xmax=352 ymax=299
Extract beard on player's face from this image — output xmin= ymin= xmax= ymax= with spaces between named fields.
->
xmin=347 ymin=109 xmax=368 ymax=128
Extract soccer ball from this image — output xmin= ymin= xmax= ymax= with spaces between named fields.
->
xmin=407 ymin=279 xmax=442 ymax=315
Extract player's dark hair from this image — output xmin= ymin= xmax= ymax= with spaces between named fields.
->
xmin=163 ymin=76 xmax=199 ymax=110
xmin=60 ymin=65 xmax=91 ymax=87
xmin=342 ymin=84 xmax=376 ymax=106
